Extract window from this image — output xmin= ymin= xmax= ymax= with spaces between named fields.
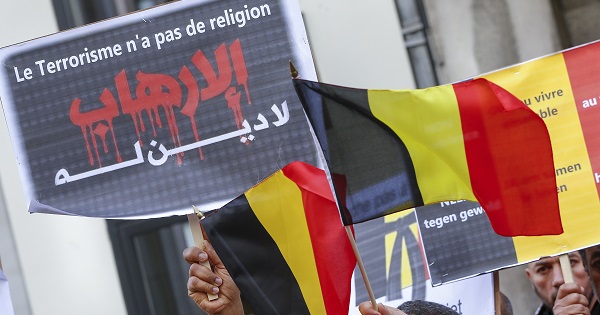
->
xmin=550 ymin=0 xmax=600 ymax=48
xmin=107 ymin=217 xmax=206 ymax=315
xmin=52 ymin=0 xmax=173 ymax=31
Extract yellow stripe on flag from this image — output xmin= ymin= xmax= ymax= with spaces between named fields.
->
xmin=246 ymin=172 xmax=327 ymax=315
xmin=368 ymin=87 xmax=476 ymax=204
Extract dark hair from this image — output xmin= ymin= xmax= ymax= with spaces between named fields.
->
xmin=580 ymin=247 xmax=599 ymax=300
xmin=500 ymin=292 xmax=514 ymax=315
xmin=397 ymin=300 xmax=460 ymax=315
xmin=580 ymin=249 xmax=588 ymax=269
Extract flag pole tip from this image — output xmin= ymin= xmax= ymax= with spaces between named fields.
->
xmin=192 ymin=205 xmax=205 ymax=220
xmin=289 ymin=61 xmax=298 ymax=79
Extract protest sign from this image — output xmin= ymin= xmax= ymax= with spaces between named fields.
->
xmin=349 ymin=210 xmax=496 ymax=315
xmin=416 ymin=40 xmax=600 ymax=285
xmin=0 ymin=0 xmax=320 ymax=218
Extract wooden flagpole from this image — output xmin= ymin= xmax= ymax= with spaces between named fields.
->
xmin=493 ymin=271 xmax=501 ymax=314
xmin=187 ymin=205 xmax=218 ymax=301
xmin=291 ymin=61 xmax=378 ymax=310
xmin=559 ymin=253 xmax=574 ymax=283
xmin=346 ymin=226 xmax=379 ymax=312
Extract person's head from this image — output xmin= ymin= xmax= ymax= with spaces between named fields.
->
xmin=499 ymin=292 xmax=513 ymax=315
xmin=397 ymin=300 xmax=459 ymax=315
xmin=525 ymin=251 xmax=592 ymax=309
xmin=581 ymin=245 xmax=600 ymax=301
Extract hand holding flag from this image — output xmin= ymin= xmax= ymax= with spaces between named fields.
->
xmin=202 ymin=161 xmax=356 ymax=315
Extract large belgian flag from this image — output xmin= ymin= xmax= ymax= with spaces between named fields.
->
xmin=202 ymin=161 xmax=356 ymax=315
xmin=293 ymin=78 xmax=562 ymax=237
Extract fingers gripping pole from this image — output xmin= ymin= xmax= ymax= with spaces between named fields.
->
xmin=188 ymin=206 xmax=218 ymax=301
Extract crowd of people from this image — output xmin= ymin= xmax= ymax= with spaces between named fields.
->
xmin=182 ymin=239 xmax=600 ymax=315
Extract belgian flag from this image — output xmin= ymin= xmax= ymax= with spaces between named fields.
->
xmin=294 ymin=78 xmax=562 ymax=237
xmin=203 ymin=161 xmax=356 ymax=315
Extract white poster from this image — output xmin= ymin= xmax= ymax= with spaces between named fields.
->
xmin=348 ymin=210 xmax=496 ymax=315
xmin=0 ymin=269 xmax=14 ymax=315
xmin=348 ymin=274 xmax=495 ymax=315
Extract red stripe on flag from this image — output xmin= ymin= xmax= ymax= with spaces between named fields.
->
xmin=283 ymin=162 xmax=356 ymax=315
xmin=453 ymin=79 xmax=561 ymax=236
xmin=564 ymin=42 xmax=600 ymax=201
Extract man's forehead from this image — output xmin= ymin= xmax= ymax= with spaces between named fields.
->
xmin=528 ymin=253 xmax=581 ymax=267
xmin=530 ymin=257 xmax=559 ymax=267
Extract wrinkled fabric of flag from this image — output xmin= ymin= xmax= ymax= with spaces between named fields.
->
xmin=203 ymin=161 xmax=356 ymax=315
xmin=294 ymin=78 xmax=562 ymax=237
